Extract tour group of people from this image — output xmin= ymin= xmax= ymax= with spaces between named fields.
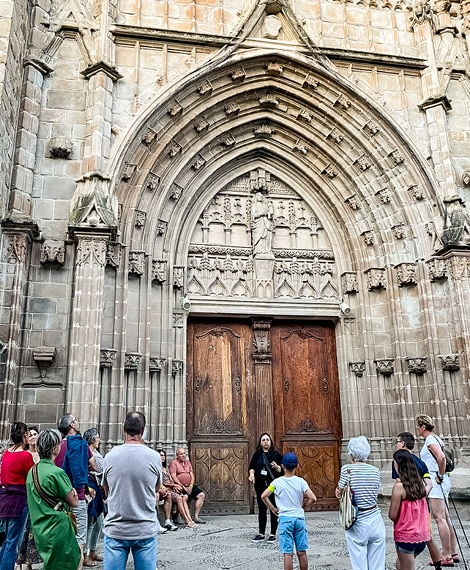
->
xmin=0 ymin=412 xmax=206 ymax=570
xmin=0 ymin=412 xmax=460 ymax=570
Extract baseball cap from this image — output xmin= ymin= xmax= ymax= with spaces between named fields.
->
xmin=282 ymin=452 xmax=298 ymax=469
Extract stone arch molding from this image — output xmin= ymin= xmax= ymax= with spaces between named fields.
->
xmin=112 ymin=48 xmax=441 ymax=313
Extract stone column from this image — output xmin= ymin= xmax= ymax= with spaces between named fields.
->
xmin=252 ymin=319 xmax=274 ymax=437
xmin=67 ymin=232 xmax=110 ymax=425
xmin=0 ymin=224 xmax=39 ymax=434
xmin=8 ymin=58 xmax=51 ymax=217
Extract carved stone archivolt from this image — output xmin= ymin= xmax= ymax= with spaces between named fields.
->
xmin=186 ymin=170 xmax=338 ymax=300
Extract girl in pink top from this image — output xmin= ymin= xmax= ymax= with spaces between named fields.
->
xmin=389 ymin=449 xmax=431 ymax=570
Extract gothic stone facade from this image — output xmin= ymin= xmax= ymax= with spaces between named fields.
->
xmin=1 ymin=0 xmax=470 ymax=507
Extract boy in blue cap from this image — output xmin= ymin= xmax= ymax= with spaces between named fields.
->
xmin=261 ymin=452 xmax=316 ymax=570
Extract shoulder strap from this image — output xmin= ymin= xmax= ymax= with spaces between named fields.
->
xmin=31 ymin=464 xmax=62 ymax=510
xmin=262 ymin=452 xmax=275 ymax=480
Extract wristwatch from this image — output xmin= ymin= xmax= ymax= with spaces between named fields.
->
xmin=437 ymin=473 xmax=444 ymax=482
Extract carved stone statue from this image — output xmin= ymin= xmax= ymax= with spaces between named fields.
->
xmin=440 ymin=195 xmax=470 ymax=246
xmin=251 ymin=192 xmax=274 ymax=255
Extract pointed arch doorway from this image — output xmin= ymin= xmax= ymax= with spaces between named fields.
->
xmin=187 ymin=317 xmax=342 ymax=513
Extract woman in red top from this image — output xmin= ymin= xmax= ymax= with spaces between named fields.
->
xmin=389 ymin=449 xmax=431 ymax=570
xmin=0 ymin=422 xmax=35 ymax=570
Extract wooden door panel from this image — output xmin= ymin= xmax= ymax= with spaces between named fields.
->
xmin=190 ymin=441 xmax=250 ymax=514
xmin=272 ymin=322 xmax=342 ymax=510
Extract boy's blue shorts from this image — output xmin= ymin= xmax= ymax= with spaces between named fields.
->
xmin=279 ymin=516 xmax=308 ymax=554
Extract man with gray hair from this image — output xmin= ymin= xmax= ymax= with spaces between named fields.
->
xmin=102 ymin=411 xmax=162 ymax=570
xmin=55 ymin=413 xmax=96 ymax=569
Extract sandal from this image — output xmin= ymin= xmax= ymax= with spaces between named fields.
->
xmin=83 ymin=558 xmax=97 ymax=567
xmin=452 ymin=554 xmax=460 ymax=563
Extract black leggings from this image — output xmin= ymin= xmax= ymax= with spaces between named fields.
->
xmin=255 ymin=483 xmax=278 ymax=536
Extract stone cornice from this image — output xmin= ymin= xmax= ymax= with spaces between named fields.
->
xmin=111 ymin=25 xmax=427 ymax=71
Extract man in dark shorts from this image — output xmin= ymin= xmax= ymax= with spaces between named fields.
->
xmin=169 ymin=448 xmax=206 ymax=524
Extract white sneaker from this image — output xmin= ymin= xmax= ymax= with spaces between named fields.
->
xmin=158 ymin=525 xmax=168 ymax=534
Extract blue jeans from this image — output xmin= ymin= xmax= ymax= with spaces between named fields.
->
xmin=0 ymin=506 xmax=29 ymax=570
xmin=103 ymin=535 xmax=157 ymax=570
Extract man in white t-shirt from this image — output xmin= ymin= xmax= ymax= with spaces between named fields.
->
xmin=262 ymin=452 xmax=316 ymax=570
xmin=102 ymin=411 xmax=162 ymax=570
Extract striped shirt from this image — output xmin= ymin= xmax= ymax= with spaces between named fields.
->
xmin=338 ymin=462 xmax=380 ymax=510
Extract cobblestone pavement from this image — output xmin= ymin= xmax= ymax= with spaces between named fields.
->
xmin=80 ymin=506 xmax=470 ymax=569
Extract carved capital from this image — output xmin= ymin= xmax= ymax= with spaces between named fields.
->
xmin=5 ymin=233 xmax=28 ymax=263
xmin=173 ymin=266 xmax=185 ymax=288
xmin=106 ymin=242 xmax=122 ymax=268
xmin=75 ymin=235 xmax=108 ymax=267
xmin=49 ymin=136 xmax=72 ymax=158
xmin=172 ymin=360 xmax=184 ymax=377
xmin=100 ymin=349 xmax=117 ymax=369
xmin=40 ymin=240 xmax=65 ymax=266
xmin=427 ymin=257 xmax=448 ymax=281
xmin=124 ymin=352 xmax=142 ymax=370
xmin=349 ymin=361 xmax=366 ymax=377
xmin=375 ymin=359 xmax=394 ymax=376
xmin=439 ymin=353 xmax=460 ymax=371
xmin=406 ymin=356 xmax=427 ymax=375
xmin=342 ymin=272 xmax=359 ymax=294
xmin=152 ymin=259 xmax=167 ymax=283
xmin=128 ymin=251 xmax=146 ymax=276
xmin=33 ymin=346 xmax=57 ymax=378
xmin=149 ymin=356 xmax=166 ymax=372
xmin=146 ymin=173 xmax=160 ymax=192
xmin=396 ymin=263 xmax=417 ymax=287
xmin=365 ymin=268 xmax=387 ymax=290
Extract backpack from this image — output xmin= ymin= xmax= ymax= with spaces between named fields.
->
xmin=429 ymin=436 xmax=455 ymax=473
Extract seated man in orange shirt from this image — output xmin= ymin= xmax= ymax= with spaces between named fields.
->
xmin=168 ymin=448 xmax=206 ymax=524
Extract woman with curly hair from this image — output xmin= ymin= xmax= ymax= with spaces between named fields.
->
xmin=389 ymin=449 xmax=431 ymax=569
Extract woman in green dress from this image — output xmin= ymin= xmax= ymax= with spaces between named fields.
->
xmin=26 ymin=429 xmax=81 ymax=570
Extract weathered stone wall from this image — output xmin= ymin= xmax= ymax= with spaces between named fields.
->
xmin=0 ymin=1 xmax=468 ymax=483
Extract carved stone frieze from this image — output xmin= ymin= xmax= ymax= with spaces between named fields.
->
xmin=253 ymin=124 xmax=275 ymax=137
xmin=146 ymin=173 xmax=160 ymax=192
xmin=149 ymin=356 xmax=166 ymax=372
xmin=321 ymin=164 xmax=337 ymax=178
xmin=328 ymin=129 xmax=343 ymax=143
xmin=335 ymin=95 xmax=352 ymax=109
xmin=192 ymin=155 xmax=206 ymax=170
xmin=342 ymin=272 xmax=359 ymax=294
xmin=142 ymin=128 xmax=157 ymax=145
xmin=302 ymin=75 xmax=319 ymax=90
xmin=293 ymin=140 xmax=308 ymax=154
xmin=258 ymin=93 xmax=280 ymax=107
xmin=407 ymin=184 xmax=424 ymax=201
xmin=152 ymin=259 xmax=167 ymax=283
xmin=48 ymin=136 xmax=72 ymax=158
xmin=172 ymin=360 xmax=184 ymax=376
xmin=354 ymin=155 xmax=371 ymax=171
xmin=345 ymin=195 xmax=360 ymax=210
xmin=365 ymin=268 xmax=387 ymax=290
xmin=229 ymin=66 xmax=246 ymax=82
xmin=128 ymin=251 xmax=145 ymax=276
xmin=169 ymin=183 xmax=183 ymax=201
xmin=265 ymin=61 xmax=283 ymax=75
xmin=350 ymin=361 xmax=366 ymax=377
xmin=197 ymin=80 xmax=213 ymax=95
xmin=363 ymin=120 xmax=380 ymax=136
xmin=427 ymin=257 xmax=448 ymax=281
xmin=439 ymin=353 xmax=460 ymax=371
xmin=157 ymin=220 xmax=168 ymax=235
xmin=106 ymin=242 xmax=121 ymax=268
xmin=76 ymin=236 xmax=108 ymax=267
xmin=135 ymin=210 xmax=146 ymax=228
xmin=406 ymin=356 xmax=427 ymax=374
xmin=40 ymin=240 xmax=65 ymax=265
xmin=224 ymin=102 xmax=240 ymax=115
xmin=375 ymin=359 xmax=394 ymax=376
xmin=167 ymin=101 xmax=183 ymax=117
xmin=388 ymin=148 xmax=405 ymax=165
xmin=361 ymin=230 xmax=375 ymax=246
xmin=121 ymin=163 xmax=136 ymax=181
xmin=6 ymin=233 xmax=28 ymax=263
xmin=396 ymin=263 xmax=417 ymax=287
xmin=100 ymin=349 xmax=117 ymax=369
xmin=194 ymin=117 xmax=209 ymax=133
xmin=124 ymin=352 xmax=142 ymax=370
xmin=376 ymin=187 xmax=391 ymax=204
xmin=392 ymin=223 xmax=406 ymax=240
xmin=167 ymin=140 xmax=182 ymax=157
xmin=173 ymin=266 xmax=185 ymax=288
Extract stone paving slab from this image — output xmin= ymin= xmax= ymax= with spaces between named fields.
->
xmin=81 ymin=506 xmax=470 ymax=570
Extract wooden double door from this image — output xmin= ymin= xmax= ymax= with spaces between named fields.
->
xmin=186 ymin=318 xmax=342 ymax=513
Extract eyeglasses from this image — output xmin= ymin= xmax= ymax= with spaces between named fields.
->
xmin=71 ymin=417 xmax=79 ymax=424
xmin=395 ymin=440 xmax=403 ymax=444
